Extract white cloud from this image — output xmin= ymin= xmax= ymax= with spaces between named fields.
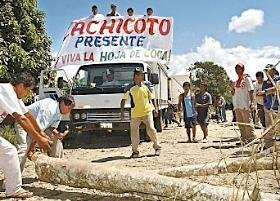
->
xmin=169 ymin=36 xmax=280 ymax=80
xmin=228 ymin=9 xmax=264 ymax=33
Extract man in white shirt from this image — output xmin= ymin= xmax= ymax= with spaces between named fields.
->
xmin=229 ymin=63 xmax=256 ymax=144
xmin=80 ymin=5 xmax=104 ymax=22
xmin=0 ymin=72 xmax=51 ymax=198
xmin=90 ymin=5 xmax=105 ymax=21
xmin=127 ymin=8 xmax=134 ymax=16
xmin=146 ymin=8 xmax=153 ymax=16
xmin=107 ymin=4 xmax=121 ymax=17
xmin=16 ymin=96 xmax=75 ymax=172
xmin=102 ymin=69 xmax=121 ymax=86
xmin=253 ymin=71 xmax=265 ymax=128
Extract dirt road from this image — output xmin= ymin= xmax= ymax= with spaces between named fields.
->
xmin=0 ymin=115 xmax=279 ymax=200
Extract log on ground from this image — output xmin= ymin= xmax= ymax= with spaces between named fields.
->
xmin=34 ymin=155 xmax=279 ymax=201
xmin=159 ymin=157 xmax=279 ymax=178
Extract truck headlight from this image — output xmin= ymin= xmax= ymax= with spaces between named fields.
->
xmin=81 ymin=113 xmax=87 ymax=120
xmin=73 ymin=113 xmax=80 ymax=120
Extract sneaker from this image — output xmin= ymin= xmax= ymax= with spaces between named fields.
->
xmin=202 ymin=138 xmax=208 ymax=143
xmin=155 ymin=149 xmax=161 ymax=156
xmin=130 ymin=152 xmax=140 ymax=158
xmin=192 ymin=138 xmax=198 ymax=143
xmin=177 ymin=123 xmax=183 ymax=127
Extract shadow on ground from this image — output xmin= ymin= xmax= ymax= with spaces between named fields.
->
xmin=91 ymin=153 xmax=158 ymax=163
xmin=0 ymin=186 xmax=141 ymax=201
xmin=63 ymin=131 xmax=131 ymax=149
xmin=63 ymin=131 xmax=150 ymax=150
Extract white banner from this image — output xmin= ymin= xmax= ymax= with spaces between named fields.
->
xmin=55 ymin=16 xmax=173 ymax=68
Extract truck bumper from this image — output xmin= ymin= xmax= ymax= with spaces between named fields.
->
xmin=70 ymin=121 xmax=131 ymax=132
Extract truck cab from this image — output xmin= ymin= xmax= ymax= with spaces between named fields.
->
xmin=39 ymin=61 xmax=169 ymax=134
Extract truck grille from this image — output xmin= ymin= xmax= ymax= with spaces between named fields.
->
xmin=87 ymin=112 xmax=130 ymax=121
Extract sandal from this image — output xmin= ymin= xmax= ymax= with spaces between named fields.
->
xmin=7 ymin=188 xmax=33 ymax=198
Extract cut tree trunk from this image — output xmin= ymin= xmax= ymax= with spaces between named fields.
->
xmin=34 ymin=155 xmax=279 ymax=201
xmin=159 ymin=157 xmax=279 ymax=178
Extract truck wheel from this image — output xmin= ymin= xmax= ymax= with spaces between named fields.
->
xmin=154 ymin=110 xmax=163 ymax=132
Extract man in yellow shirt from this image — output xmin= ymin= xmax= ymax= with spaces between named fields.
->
xmin=120 ymin=67 xmax=161 ymax=158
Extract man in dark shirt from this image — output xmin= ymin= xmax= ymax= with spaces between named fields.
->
xmin=195 ymin=83 xmax=212 ymax=143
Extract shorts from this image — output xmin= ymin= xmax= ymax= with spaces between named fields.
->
xmin=184 ymin=116 xmax=196 ymax=128
xmin=197 ymin=111 xmax=209 ymax=125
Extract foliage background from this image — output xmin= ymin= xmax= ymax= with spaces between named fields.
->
xmin=0 ymin=125 xmax=17 ymax=146
xmin=0 ymin=0 xmax=52 ymax=82
xmin=187 ymin=61 xmax=231 ymax=102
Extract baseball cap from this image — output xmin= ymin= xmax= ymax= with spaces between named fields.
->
xmin=111 ymin=4 xmax=117 ymax=8
xmin=92 ymin=5 xmax=97 ymax=9
xmin=134 ymin=67 xmax=147 ymax=74
xmin=235 ymin=63 xmax=244 ymax=69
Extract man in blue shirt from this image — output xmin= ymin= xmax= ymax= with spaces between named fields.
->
xmin=16 ymin=96 xmax=75 ymax=172
xmin=257 ymin=65 xmax=280 ymax=149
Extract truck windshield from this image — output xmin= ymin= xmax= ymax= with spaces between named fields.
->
xmin=72 ymin=63 xmax=144 ymax=95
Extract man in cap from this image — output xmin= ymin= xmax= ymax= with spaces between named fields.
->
xmin=257 ymin=64 xmax=280 ymax=149
xmin=107 ymin=4 xmax=121 ymax=17
xmin=102 ymin=69 xmax=120 ymax=86
xmin=120 ymin=67 xmax=161 ymax=158
xmin=229 ymin=63 xmax=256 ymax=144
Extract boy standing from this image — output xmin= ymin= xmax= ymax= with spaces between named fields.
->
xmin=178 ymin=82 xmax=197 ymax=142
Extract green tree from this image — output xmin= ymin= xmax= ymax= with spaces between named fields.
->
xmin=187 ymin=61 xmax=231 ymax=101
xmin=0 ymin=0 xmax=52 ymax=81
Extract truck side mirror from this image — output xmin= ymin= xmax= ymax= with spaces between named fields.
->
xmin=57 ymin=77 xmax=64 ymax=89
xmin=150 ymin=73 xmax=159 ymax=84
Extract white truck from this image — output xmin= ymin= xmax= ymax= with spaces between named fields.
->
xmin=38 ymin=61 xmax=170 ymax=134
xmin=168 ymin=74 xmax=190 ymax=105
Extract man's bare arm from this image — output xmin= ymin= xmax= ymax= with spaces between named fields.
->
xmin=178 ymin=94 xmax=182 ymax=111
xmin=13 ymin=113 xmax=51 ymax=151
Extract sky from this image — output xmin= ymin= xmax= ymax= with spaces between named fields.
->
xmin=38 ymin=0 xmax=280 ymax=79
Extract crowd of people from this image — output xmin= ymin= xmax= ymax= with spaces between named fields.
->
xmin=229 ymin=63 xmax=279 ymax=150
xmin=1 ymin=62 xmax=279 ymax=198
xmin=163 ymin=62 xmax=279 ymax=153
xmin=88 ymin=3 xmax=154 ymax=20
